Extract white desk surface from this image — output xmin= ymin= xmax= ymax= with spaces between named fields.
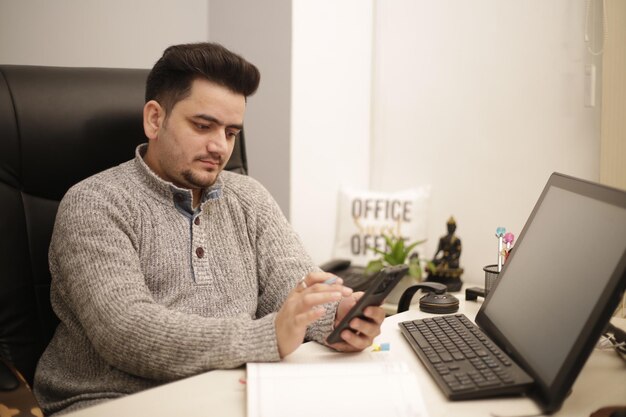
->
xmin=67 ymin=294 xmax=626 ymax=417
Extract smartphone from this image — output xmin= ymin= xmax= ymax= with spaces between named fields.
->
xmin=326 ymin=264 xmax=409 ymax=344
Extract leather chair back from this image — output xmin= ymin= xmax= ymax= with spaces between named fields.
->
xmin=0 ymin=65 xmax=248 ymax=385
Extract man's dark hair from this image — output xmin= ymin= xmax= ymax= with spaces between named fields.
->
xmin=145 ymin=42 xmax=260 ymax=114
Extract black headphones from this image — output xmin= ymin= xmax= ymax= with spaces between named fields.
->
xmin=397 ymin=282 xmax=459 ymax=314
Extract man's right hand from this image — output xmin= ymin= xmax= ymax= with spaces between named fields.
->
xmin=274 ymin=272 xmax=352 ymax=358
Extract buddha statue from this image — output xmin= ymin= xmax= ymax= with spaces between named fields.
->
xmin=426 ymin=216 xmax=464 ymax=291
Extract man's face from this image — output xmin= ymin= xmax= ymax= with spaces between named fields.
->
xmin=143 ymin=78 xmax=246 ymax=192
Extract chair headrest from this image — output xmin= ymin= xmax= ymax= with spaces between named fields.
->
xmin=0 ymin=65 xmax=148 ymax=201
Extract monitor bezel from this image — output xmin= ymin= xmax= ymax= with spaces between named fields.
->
xmin=475 ymin=172 xmax=626 ymax=414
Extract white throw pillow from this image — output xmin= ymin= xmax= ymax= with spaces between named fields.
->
xmin=332 ymin=186 xmax=431 ymax=267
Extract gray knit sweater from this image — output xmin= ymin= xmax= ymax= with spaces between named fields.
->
xmin=34 ymin=145 xmax=336 ymax=415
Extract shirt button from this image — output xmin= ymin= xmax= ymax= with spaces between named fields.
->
xmin=194 ymin=217 xmax=200 ymax=226
xmin=196 ymin=247 xmax=205 ymax=258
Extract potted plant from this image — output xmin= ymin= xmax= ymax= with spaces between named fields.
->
xmin=365 ymin=234 xmax=432 ymax=304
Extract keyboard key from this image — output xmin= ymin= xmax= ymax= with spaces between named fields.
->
xmin=408 ymin=331 xmax=430 ymax=348
xmin=450 ymin=384 xmax=475 ymax=392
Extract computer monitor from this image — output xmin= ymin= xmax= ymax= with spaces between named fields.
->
xmin=476 ymin=172 xmax=626 ymax=413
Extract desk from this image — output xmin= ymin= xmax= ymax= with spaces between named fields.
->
xmin=67 ymin=295 xmax=625 ymax=417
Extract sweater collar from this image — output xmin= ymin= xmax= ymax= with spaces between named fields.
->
xmin=132 ymin=144 xmax=223 ymax=212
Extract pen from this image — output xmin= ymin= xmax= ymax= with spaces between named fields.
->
xmin=300 ymin=275 xmax=339 ymax=289
xmin=324 ymin=276 xmax=338 ymax=285
xmin=503 ymin=232 xmax=515 ymax=262
xmin=496 ymin=227 xmax=506 ymax=272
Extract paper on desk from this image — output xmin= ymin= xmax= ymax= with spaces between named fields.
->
xmin=246 ymin=361 xmax=428 ymax=417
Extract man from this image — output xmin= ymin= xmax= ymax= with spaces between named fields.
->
xmin=34 ymin=42 xmax=385 ymax=415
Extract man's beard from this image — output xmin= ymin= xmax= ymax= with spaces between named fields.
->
xmin=182 ymin=170 xmax=218 ymax=189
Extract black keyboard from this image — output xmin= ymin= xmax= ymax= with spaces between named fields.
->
xmin=399 ymin=314 xmax=533 ymax=400
xmin=334 ymin=266 xmax=373 ymax=292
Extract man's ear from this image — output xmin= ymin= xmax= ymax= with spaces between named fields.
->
xmin=143 ymin=100 xmax=164 ymax=140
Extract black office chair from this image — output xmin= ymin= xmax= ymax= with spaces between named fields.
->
xmin=0 ymin=65 xmax=249 ymax=413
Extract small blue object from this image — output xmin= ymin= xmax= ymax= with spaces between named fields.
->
xmin=324 ymin=276 xmax=338 ymax=285
xmin=380 ymin=343 xmax=390 ymax=351
xmin=495 ymin=227 xmax=506 ymax=237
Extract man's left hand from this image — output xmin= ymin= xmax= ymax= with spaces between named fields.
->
xmin=327 ymin=292 xmax=385 ymax=352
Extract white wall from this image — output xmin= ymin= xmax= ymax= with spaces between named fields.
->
xmin=291 ymin=0 xmax=374 ymax=264
xmin=370 ymin=0 xmax=601 ymax=283
xmin=0 ymin=0 xmax=209 ymax=68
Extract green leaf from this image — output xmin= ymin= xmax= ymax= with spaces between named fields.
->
xmin=391 ymin=239 xmax=405 ymax=264
xmin=365 ymin=259 xmax=384 ymax=274
xmin=369 ymin=247 xmax=388 ymax=256
xmin=408 ymin=256 xmax=422 ymax=279
xmin=408 ymin=263 xmax=422 ymax=279
xmin=370 ymin=234 xmax=428 ymax=270
xmin=405 ymin=239 xmax=427 ymax=254
xmin=383 ymin=253 xmax=397 ymax=265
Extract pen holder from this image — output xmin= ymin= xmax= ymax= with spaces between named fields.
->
xmin=482 ymin=264 xmax=500 ymax=297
